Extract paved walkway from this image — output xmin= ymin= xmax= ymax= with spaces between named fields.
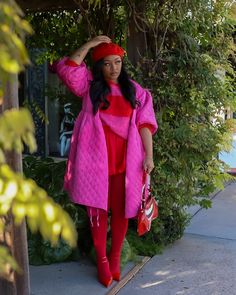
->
xmin=30 ymin=181 xmax=236 ymax=295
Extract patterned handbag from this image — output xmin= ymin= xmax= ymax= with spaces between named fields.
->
xmin=137 ymin=173 xmax=158 ymax=236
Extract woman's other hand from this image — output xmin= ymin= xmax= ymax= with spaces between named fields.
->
xmin=143 ymin=156 xmax=154 ymax=174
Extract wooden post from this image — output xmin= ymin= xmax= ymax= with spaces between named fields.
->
xmin=0 ymin=74 xmax=30 ymax=295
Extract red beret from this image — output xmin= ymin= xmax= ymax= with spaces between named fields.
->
xmin=92 ymin=42 xmax=125 ymax=62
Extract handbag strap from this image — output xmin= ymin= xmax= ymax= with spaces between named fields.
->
xmin=141 ymin=173 xmax=151 ymax=208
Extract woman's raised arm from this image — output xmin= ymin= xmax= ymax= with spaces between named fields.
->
xmin=56 ymin=36 xmax=111 ymax=98
xmin=70 ymin=35 xmax=111 ymax=65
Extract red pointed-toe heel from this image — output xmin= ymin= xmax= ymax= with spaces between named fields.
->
xmin=98 ymin=275 xmax=113 ymax=287
xmin=97 ymin=256 xmax=113 ymax=287
xmin=108 ymin=255 xmax=121 ymax=281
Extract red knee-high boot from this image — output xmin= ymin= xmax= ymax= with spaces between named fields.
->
xmin=109 ymin=173 xmax=129 ymax=281
xmin=90 ymin=212 xmax=113 ymax=287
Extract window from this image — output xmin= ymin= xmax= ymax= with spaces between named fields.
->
xmin=19 ymin=50 xmax=81 ymax=158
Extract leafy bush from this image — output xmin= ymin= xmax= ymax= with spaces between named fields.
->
xmin=131 ymin=0 xmax=236 ymax=249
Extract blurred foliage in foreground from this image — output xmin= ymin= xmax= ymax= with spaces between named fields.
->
xmin=0 ymin=0 xmax=77 ymax=280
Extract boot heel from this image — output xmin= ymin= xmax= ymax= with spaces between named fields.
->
xmin=112 ymin=272 xmax=120 ymax=281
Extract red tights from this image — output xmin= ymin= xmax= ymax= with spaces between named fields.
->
xmin=89 ymin=173 xmax=128 ymax=286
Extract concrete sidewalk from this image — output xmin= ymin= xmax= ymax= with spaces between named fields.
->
xmin=30 ymin=181 xmax=236 ymax=295
xmin=30 ymin=259 xmax=136 ymax=295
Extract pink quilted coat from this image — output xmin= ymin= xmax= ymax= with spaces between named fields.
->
xmin=56 ymin=58 xmax=158 ymax=218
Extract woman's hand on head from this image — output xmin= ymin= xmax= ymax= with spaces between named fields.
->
xmin=69 ymin=35 xmax=111 ymax=68
xmin=143 ymin=156 xmax=154 ymax=174
xmin=87 ymin=35 xmax=111 ymax=49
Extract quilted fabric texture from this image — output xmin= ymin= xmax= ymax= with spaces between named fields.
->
xmin=56 ymin=58 xmax=158 ymax=218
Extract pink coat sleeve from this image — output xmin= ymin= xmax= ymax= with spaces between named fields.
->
xmin=136 ymin=87 xmax=158 ymax=135
xmin=56 ymin=57 xmax=92 ymax=98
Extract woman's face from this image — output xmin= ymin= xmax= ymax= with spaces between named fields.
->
xmin=102 ymin=55 xmax=122 ymax=83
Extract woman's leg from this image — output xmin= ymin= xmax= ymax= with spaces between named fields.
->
xmin=60 ymin=135 xmax=67 ymax=156
xmin=109 ymin=172 xmax=129 ymax=281
xmin=65 ymin=138 xmax=71 ymax=156
xmin=89 ymin=212 xmax=112 ymax=287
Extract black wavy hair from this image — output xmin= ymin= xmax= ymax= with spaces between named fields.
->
xmin=89 ymin=59 xmax=139 ymax=115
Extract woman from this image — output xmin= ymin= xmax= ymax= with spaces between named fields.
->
xmin=55 ymin=35 xmax=158 ymax=287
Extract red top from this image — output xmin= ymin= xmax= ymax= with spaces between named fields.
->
xmin=65 ymin=59 xmax=153 ymax=175
xmin=100 ymin=82 xmax=152 ymax=175
xmin=100 ymin=84 xmax=133 ymax=175
xmin=65 ymin=59 xmax=79 ymax=67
